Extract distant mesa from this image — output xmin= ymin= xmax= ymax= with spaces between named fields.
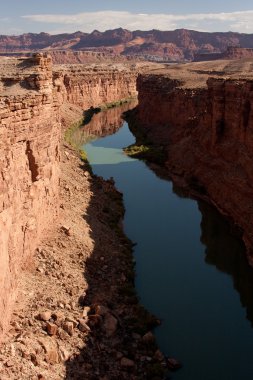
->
xmin=1 ymin=28 xmax=253 ymax=62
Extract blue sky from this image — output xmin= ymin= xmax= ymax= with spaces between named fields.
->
xmin=1 ymin=1 xmax=253 ymax=35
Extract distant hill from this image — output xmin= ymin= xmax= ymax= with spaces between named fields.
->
xmin=1 ymin=28 xmax=253 ymax=61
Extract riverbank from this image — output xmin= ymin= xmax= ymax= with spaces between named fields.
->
xmin=0 ymin=121 xmax=168 ymax=379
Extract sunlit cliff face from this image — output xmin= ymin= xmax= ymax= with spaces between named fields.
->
xmin=0 ymin=54 xmax=139 ymax=340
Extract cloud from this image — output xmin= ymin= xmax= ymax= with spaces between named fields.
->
xmin=22 ymin=10 xmax=253 ymax=34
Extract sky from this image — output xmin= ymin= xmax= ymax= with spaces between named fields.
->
xmin=1 ymin=0 xmax=253 ymax=35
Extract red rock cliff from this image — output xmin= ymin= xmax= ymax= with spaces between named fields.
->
xmin=134 ymin=61 xmax=253 ymax=262
xmin=53 ymin=63 xmax=138 ymax=111
xmin=0 ymin=55 xmax=140 ymax=341
xmin=0 ymin=53 xmax=61 ymax=338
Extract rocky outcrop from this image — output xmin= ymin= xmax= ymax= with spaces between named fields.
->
xmin=133 ymin=60 xmax=253 ymax=262
xmin=0 ymin=54 xmax=140 ymax=342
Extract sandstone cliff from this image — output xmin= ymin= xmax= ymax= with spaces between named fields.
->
xmin=132 ymin=59 xmax=253 ymax=262
xmin=0 ymin=53 xmax=61 ymax=338
xmin=0 ymin=54 xmax=140 ymax=341
xmin=53 ymin=63 xmax=138 ymax=113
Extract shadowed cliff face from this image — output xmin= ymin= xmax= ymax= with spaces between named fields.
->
xmin=129 ymin=60 xmax=253 ymax=262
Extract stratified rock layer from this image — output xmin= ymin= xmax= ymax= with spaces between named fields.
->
xmin=0 ymin=55 xmax=139 ymax=341
xmin=53 ymin=63 xmax=138 ymax=111
xmin=134 ymin=59 xmax=253 ymax=262
xmin=0 ymin=53 xmax=61 ymax=338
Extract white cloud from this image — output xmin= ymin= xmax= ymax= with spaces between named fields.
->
xmin=22 ymin=10 xmax=253 ymax=34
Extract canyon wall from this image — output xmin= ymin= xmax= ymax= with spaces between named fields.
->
xmin=134 ymin=64 xmax=253 ymax=262
xmin=0 ymin=53 xmax=61 ymax=338
xmin=0 ymin=54 xmax=139 ymax=341
xmin=53 ymin=63 xmax=138 ymax=113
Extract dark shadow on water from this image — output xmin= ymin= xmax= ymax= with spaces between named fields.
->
xmin=156 ymin=169 xmax=253 ymax=329
xmin=198 ymin=200 xmax=253 ymax=327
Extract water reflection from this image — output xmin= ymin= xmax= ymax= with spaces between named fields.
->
xmin=71 ymin=100 xmax=138 ymax=147
xmin=153 ymin=171 xmax=253 ymax=330
xmin=199 ymin=201 xmax=253 ymax=327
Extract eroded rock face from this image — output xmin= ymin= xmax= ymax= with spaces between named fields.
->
xmin=0 ymin=53 xmax=61 ymax=338
xmin=0 ymin=54 xmax=139 ymax=342
xmin=53 ymin=63 xmax=138 ymax=111
xmin=134 ymin=62 xmax=253 ymax=262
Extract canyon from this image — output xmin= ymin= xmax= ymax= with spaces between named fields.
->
xmin=2 ymin=49 xmax=253 ymax=378
xmin=130 ymin=58 xmax=253 ymax=263
xmin=1 ymin=28 xmax=253 ymax=62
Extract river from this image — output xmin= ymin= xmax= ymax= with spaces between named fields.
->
xmin=77 ymin=104 xmax=253 ymax=379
